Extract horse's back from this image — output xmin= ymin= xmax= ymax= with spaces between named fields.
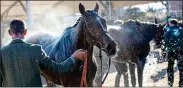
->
xmin=26 ymin=32 xmax=58 ymax=55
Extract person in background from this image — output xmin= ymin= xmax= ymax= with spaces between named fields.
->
xmin=163 ymin=18 xmax=183 ymax=87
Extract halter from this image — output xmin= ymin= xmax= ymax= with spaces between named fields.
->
xmin=80 ymin=13 xmax=111 ymax=86
xmin=81 ymin=14 xmax=109 ymax=46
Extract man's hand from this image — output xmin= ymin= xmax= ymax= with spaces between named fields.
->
xmin=72 ymin=49 xmax=87 ymax=60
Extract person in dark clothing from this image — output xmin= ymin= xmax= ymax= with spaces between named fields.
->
xmin=163 ymin=18 xmax=183 ymax=87
xmin=0 ymin=18 xmax=87 ymax=87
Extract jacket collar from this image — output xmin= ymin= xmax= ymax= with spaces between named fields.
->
xmin=10 ymin=39 xmax=25 ymax=44
xmin=170 ymin=26 xmax=179 ymax=29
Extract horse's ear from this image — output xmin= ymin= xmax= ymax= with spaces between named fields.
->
xmin=94 ymin=3 xmax=99 ymax=13
xmin=79 ymin=3 xmax=85 ymax=15
xmin=155 ymin=18 xmax=158 ymax=24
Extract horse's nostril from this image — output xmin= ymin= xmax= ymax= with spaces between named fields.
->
xmin=107 ymin=44 xmax=113 ymax=51
xmin=106 ymin=41 xmax=117 ymax=56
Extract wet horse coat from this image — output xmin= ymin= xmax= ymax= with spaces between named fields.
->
xmin=93 ymin=20 xmax=164 ymax=87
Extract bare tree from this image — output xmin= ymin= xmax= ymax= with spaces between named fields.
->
xmin=99 ymin=1 xmax=109 ymax=13
xmin=159 ymin=0 xmax=169 ymax=16
xmin=99 ymin=1 xmax=114 ymax=24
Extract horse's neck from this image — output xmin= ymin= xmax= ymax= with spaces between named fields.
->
xmin=70 ymin=24 xmax=80 ymax=45
xmin=140 ymin=25 xmax=156 ymax=43
xmin=75 ymin=22 xmax=94 ymax=64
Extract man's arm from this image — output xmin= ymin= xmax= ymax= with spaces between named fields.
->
xmin=38 ymin=46 xmax=75 ymax=75
xmin=163 ymin=26 xmax=172 ymax=49
xmin=162 ymin=33 xmax=167 ymax=50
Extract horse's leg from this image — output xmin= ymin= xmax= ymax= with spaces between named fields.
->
xmin=113 ymin=61 xmax=129 ymax=87
xmin=113 ymin=61 xmax=122 ymax=87
xmin=137 ymin=56 xmax=146 ymax=87
xmin=121 ymin=63 xmax=129 ymax=87
xmin=45 ymin=79 xmax=56 ymax=87
xmin=129 ymin=62 xmax=136 ymax=87
xmin=41 ymin=73 xmax=56 ymax=87
xmin=87 ymin=78 xmax=95 ymax=87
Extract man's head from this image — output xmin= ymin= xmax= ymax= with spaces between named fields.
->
xmin=168 ymin=19 xmax=178 ymax=27
xmin=9 ymin=18 xmax=27 ymax=39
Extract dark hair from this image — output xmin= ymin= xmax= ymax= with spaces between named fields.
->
xmin=10 ymin=18 xmax=26 ymax=34
xmin=169 ymin=19 xmax=178 ymax=26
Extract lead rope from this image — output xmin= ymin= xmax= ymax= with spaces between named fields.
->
xmin=98 ymin=43 xmax=111 ymax=87
xmin=80 ymin=53 xmax=88 ymax=87
xmin=99 ymin=48 xmax=103 ymax=87
xmin=80 ymin=20 xmax=88 ymax=87
xmin=101 ymin=54 xmax=111 ymax=86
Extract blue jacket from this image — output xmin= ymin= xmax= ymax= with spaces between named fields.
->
xmin=164 ymin=25 xmax=183 ymax=52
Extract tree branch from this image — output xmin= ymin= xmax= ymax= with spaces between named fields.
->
xmin=160 ymin=0 xmax=168 ymax=11
xmin=19 ymin=1 xmax=27 ymax=13
xmin=99 ymin=0 xmax=108 ymax=13
xmin=160 ymin=0 xmax=167 ymax=7
xmin=1 ymin=1 xmax=19 ymax=20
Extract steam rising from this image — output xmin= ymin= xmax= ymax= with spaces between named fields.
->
xmin=27 ymin=6 xmax=80 ymax=39
xmin=1 ymin=5 xmax=82 ymax=46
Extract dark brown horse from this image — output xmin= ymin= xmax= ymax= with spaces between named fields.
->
xmin=26 ymin=3 xmax=117 ymax=87
xmin=108 ymin=19 xmax=165 ymax=87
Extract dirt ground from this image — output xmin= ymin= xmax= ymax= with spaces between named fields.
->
xmin=42 ymin=60 xmax=180 ymax=87
xmin=41 ymin=48 xmax=180 ymax=87
xmin=102 ymin=61 xmax=179 ymax=87
xmin=102 ymin=48 xmax=179 ymax=87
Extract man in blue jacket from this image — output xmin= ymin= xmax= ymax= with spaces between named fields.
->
xmin=163 ymin=18 xmax=183 ymax=87
xmin=0 ymin=18 xmax=87 ymax=87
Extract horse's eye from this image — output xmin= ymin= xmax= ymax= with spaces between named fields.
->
xmin=101 ymin=19 xmax=106 ymax=24
xmin=86 ymin=22 xmax=92 ymax=27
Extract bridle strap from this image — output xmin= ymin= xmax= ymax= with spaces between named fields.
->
xmin=82 ymin=17 xmax=108 ymax=45
xmin=80 ymin=53 xmax=88 ymax=87
xmin=98 ymin=42 xmax=111 ymax=86
xmin=80 ymin=15 xmax=111 ymax=86
xmin=101 ymin=54 xmax=111 ymax=85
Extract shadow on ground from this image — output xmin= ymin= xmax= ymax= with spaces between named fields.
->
xmin=150 ymin=65 xmax=178 ymax=82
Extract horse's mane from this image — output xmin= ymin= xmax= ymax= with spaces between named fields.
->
xmin=124 ymin=19 xmax=156 ymax=26
xmin=73 ymin=17 xmax=81 ymax=27
xmin=43 ymin=10 xmax=99 ymax=62
xmin=72 ymin=10 xmax=97 ymax=27
xmin=114 ymin=19 xmax=160 ymax=44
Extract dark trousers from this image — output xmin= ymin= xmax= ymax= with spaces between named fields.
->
xmin=0 ymin=75 xmax=2 ymax=87
xmin=167 ymin=48 xmax=183 ymax=87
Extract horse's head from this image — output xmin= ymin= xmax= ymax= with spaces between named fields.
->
xmin=79 ymin=3 xmax=117 ymax=56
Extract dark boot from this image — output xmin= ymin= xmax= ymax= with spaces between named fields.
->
xmin=178 ymin=60 xmax=183 ymax=87
xmin=167 ymin=59 xmax=174 ymax=87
